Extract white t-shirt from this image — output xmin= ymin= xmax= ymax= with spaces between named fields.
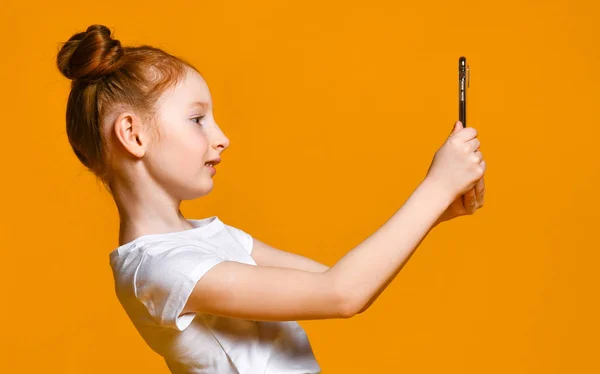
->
xmin=109 ymin=216 xmax=321 ymax=374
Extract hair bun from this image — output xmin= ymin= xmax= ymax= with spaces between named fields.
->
xmin=57 ymin=24 xmax=125 ymax=83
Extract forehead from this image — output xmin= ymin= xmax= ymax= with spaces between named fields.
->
xmin=159 ymin=67 xmax=212 ymax=109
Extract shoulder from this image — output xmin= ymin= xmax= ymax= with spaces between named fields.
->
xmin=221 ymin=223 xmax=254 ymax=254
xmin=111 ymin=239 xmax=226 ymax=277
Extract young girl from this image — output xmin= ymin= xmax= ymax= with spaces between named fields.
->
xmin=57 ymin=24 xmax=486 ymax=374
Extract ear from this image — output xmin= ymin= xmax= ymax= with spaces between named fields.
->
xmin=113 ymin=112 xmax=149 ymax=158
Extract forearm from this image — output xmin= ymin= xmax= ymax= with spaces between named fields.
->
xmin=327 ymin=178 xmax=452 ymax=314
xmin=357 ymin=214 xmax=442 ymax=313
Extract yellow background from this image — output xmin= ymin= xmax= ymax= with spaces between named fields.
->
xmin=1 ymin=0 xmax=598 ymax=372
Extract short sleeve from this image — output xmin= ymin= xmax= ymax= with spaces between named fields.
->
xmin=224 ymin=224 xmax=254 ymax=254
xmin=133 ymin=244 xmax=226 ymax=331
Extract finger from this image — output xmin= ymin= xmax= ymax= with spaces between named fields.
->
xmin=473 ymin=150 xmax=483 ymax=163
xmin=450 ymin=121 xmax=462 ymax=136
xmin=465 ymin=138 xmax=481 ymax=153
xmin=463 ymin=188 xmax=477 ymax=214
xmin=475 ymin=176 xmax=485 ymax=207
xmin=453 ymin=126 xmax=478 ymax=142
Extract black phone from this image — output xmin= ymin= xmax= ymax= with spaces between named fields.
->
xmin=458 ymin=56 xmax=470 ymax=128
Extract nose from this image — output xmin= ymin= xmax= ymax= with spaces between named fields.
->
xmin=216 ymin=135 xmax=230 ymax=151
xmin=212 ymin=124 xmax=230 ymax=152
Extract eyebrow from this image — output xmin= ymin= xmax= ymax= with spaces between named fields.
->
xmin=188 ymin=101 xmax=209 ymax=109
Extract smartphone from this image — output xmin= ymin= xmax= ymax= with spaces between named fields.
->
xmin=458 ymin=56 xmax=470 ymax=128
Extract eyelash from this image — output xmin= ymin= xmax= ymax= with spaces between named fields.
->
xmin=191 ymin=115 xmax=205 ymax=125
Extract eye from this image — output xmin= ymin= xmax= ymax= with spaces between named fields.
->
xmin=191 ymin=115 xmax=205 ymax=125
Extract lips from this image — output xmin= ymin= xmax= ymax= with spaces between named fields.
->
xmin=204 ymin=158 xmax=221 ymax=167
xmin=205 ymin=163 xmax=217 ymax=176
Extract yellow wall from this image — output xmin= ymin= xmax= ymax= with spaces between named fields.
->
xmin=1 ymin=0 xmax=598 ymax=372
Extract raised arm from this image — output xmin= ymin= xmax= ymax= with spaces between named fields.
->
xmin=181 ymin=179 xmax=452 ymax=322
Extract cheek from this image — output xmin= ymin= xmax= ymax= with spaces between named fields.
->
xmin=179 ymin=130 xmax=209 ymax=167
xmin=158 ymin=128 xmax=210 ymax=177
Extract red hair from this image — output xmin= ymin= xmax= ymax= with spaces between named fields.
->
xmin=56 ymin=24 xmax=198 ymax=194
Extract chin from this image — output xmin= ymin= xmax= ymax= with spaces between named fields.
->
xmin=198 ymin=180 xmax=214 ymax=195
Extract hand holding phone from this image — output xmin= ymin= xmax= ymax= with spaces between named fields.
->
xmin=456 ymin=56 xmax=485 ymax=217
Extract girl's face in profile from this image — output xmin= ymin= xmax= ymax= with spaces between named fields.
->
xmin=144 ymin=67 xmax=230 ymax=200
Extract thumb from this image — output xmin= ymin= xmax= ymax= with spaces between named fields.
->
xmin=450 ymin=120 xmax=462 ymax=136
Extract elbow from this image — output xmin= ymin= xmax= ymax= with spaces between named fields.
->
xmin=336 ymin=290 xmax=365 ymax=319
xmin=327 ymin=270 xmax=364 ymax=318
